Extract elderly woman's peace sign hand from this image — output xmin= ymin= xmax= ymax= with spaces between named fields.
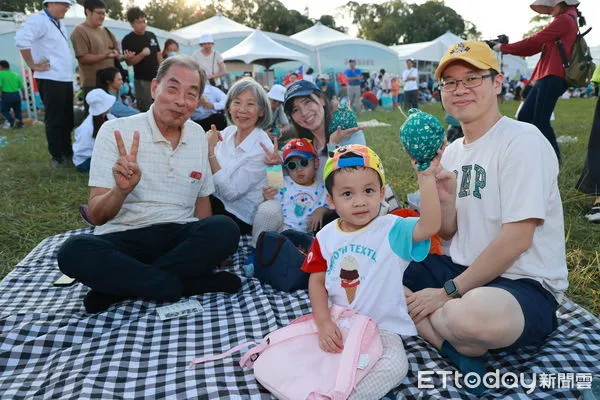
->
xmin=260 ymin=136 xmax=282 ymax=166
xmin=113 ymin=130 xmax=141 ymax=193
xmin=329 ymin=125 xmax=366 ymax=145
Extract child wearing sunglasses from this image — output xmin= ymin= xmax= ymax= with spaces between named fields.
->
xmin=260 ymin=138 xmax=330 ymax=234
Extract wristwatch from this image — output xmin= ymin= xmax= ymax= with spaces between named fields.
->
xmin=443 ymin=279 xmax=461 ymax=298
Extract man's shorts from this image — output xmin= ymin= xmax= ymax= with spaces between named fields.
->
xmin=403 ymin=254 xmax=559 ymax=351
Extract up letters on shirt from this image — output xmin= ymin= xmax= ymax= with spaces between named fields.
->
xmin=454 ymin=164 xmax=487 ymax=199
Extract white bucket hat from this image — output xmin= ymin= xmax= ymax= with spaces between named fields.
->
xmin=43 ymin=0 xmax=72 ymax=4
xmin=267 ymin=84 xmax=286 ymax=103
xmin=198 ymin=33 xmax=214 ymax=45
xmin=530 ymin=0 xmax=579 ymax=14
xmin=86 ymin=89 xmax=116 ymax=116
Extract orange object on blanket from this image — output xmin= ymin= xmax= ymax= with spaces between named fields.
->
xmin=390 ymin=208 xmax=444 ymax=255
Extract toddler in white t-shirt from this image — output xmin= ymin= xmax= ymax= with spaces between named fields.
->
xmin=252 ymin=138 xmax=330 ymax=242
xmin=301 ymin=144 xmax=441 ymax=399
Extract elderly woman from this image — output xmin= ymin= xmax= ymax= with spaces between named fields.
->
xmin=96 ymin=67 xmax=139 ymax=118
xmin=208 ymin=78 xmax=274 ymax=235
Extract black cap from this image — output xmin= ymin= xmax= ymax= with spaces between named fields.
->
xmin=283 ymin=80 xmax=321 ymax=114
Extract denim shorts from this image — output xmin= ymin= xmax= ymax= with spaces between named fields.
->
xmin=403 ymin=254 xmax=559 ymax=351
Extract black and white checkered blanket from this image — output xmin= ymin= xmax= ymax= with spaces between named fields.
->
xmin=1 ymin=229 xmax=599 ymax=399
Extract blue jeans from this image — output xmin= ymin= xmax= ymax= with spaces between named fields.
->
xmin=1 ymin=92 xmax=22 ymax=126
xmin=518 ymin=75 xmax=566 ymax=160
xmin=362 ymin=98 xmax=377 ymax=110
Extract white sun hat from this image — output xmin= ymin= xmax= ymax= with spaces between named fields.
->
xmin=267 ymin=84 xmax=286 ymax=103
xmin=85 ymin=89 xmax=116 ymax=116
xmin=198 ymin=33 xmax=214 ymax=44
xmin=530 ymin=0 xmax=579 ymax=14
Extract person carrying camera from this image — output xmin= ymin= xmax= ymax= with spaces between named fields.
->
xmin=494 ymin=0 xmax=582 ymax=161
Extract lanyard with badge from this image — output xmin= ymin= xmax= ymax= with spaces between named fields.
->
xmin=43 ymin=9 xmax=68 ymax=42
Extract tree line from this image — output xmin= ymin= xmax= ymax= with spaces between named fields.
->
xmin=1 ymin=0 xmax=483 ymax=45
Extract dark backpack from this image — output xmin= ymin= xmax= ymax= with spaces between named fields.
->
xmin=556 ymin=23 xmax=595 ymax=88
xmin=253 ymin=230 xmax=313 ymax=292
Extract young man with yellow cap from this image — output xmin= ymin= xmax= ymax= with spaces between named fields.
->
xmin=403 ymin=41 xmax=569 ymax=394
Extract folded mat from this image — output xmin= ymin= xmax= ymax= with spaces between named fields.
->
xmin=1 ymin=228 xmax=599 ymax=399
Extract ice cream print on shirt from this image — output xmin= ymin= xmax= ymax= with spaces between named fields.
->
xmin=339 ymin=256 xmax=360 ymax=303
xmin=326 ymin=243 xmax=378 ymax=305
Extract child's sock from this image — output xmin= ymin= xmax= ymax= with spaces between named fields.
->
xmin=440 ymin=340 xmax=487 ymax=396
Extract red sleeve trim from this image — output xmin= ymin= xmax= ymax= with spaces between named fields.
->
xmin=301 ymin=237 xmax=327 ymax=273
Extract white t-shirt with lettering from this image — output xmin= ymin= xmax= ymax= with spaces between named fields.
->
xmin=302 ymin=215 xmax=430 ymax=336
xmin=441 ymin=116 xmax=568 ymax=299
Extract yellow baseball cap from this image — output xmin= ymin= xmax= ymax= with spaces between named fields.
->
xmin=323 ymin=144 xmax=385 ymax=185
xmin=435 ymin=41 xmax=501 ymax=79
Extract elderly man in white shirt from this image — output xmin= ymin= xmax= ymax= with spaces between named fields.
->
xmin=191 ymin=83 xmax=228 ymax=131
xmin=57 ymin=56 xmax=242 ymax=314
xmin=15 ymin=0 xmax=75 ymax=168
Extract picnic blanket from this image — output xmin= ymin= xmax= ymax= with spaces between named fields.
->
xmin=1 ymin=228 xmax=599 ymax=399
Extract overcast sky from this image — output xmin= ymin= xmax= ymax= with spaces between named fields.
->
xmin=134 ymin=0 xmax=600 ymax=47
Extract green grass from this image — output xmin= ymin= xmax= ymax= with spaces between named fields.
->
xmin=1 ymin=99 xmax=599 ymax=316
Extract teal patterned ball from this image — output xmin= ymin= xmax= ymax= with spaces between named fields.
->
xmin=399 ymin=108 xmax=445 ymax=171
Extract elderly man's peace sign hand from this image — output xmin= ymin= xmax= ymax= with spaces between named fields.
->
xmin=113 ymin=130 xmax=141 ymax=193
xmin=329 ymin=125 xmax=366 ymax=145
xmin=261 ymin=136 xmax=281 ymax=166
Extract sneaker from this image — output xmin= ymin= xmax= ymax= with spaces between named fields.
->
xmin=15 ymin=121 xmax=24 ymax=129
xmin=585 ymin=205 xmax=600 ymax=222
xmin=384 ymin=184 xmax=401 ymax=211
xmin=1 ymin=121 xmax=10 ymax=129
xmin=51 ymin=158 xmax=67 ymax=168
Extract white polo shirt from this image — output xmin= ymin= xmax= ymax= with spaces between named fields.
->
xmin=89 ymin=106 xmax=214 ymax=235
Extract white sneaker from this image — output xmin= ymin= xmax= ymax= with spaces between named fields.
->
xmin=2 ymin=121 xmax=10 ymax=129
xmin=585 ymin=205 xmax=600 ymax=222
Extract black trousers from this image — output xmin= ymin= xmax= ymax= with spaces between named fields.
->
xmin=577 ymin=95 xmax=600 ymax=196
xmin=37 ymin=79 xmax=74 ymax=161
xmin=57 ymin=216 xmax=240 ymax=301
xmin=404 ymin=89 xmax=419 ymax=109
xmin=193 ymin=112 xmax=228 ymax=132
xmin=210 ymin=195 xmax=252 ymax=235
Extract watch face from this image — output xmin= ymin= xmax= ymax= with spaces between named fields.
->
xmin=444 ymin=279 xmax=457 ymax=295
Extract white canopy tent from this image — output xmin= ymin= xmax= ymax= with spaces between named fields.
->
xmin=291 ymin=22 xmax=359 ymax=47
xmin=291 ymin=22 xmax=400 ymax=74
xmin=222 ymin=29 xmax=310 ymax=85
xmin=172 ymin=12 xmax=252 ymax=42
xmin=391 ymin=32 xmax=527 ymax=81
xmin=391 ymin=31 xmax=464 ymax=62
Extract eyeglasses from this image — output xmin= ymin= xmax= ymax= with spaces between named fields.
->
xmin=439 ymin=74 xmax=495 ymax=92
xmin=92 ymin=10 xmax=107 ymax=16
xmin=285 ymin=159 xmax=310 ymax=171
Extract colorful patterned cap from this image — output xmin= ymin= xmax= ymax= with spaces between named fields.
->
xmin=282 ymin=138 xmax=317 ymax=162
xmin=323 ymin=144 xmax=385 ymax=185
